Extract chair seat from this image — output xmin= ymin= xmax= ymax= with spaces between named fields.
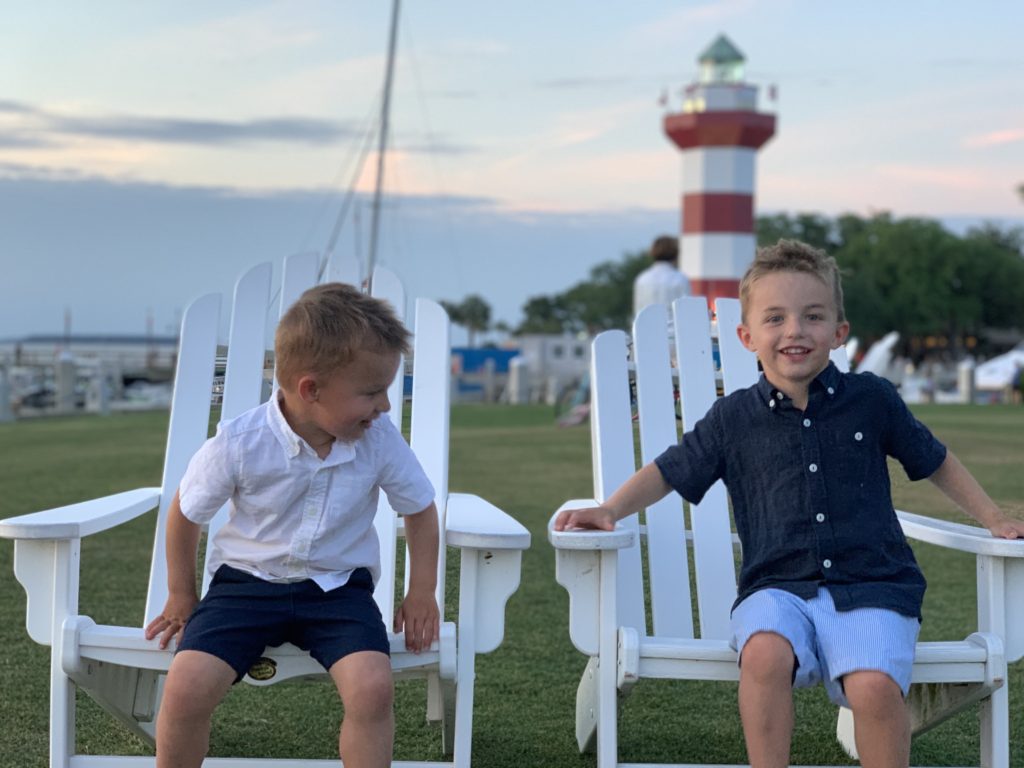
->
xmin=73 ymin=619 xmax=457 ymax=683
xmin=630 ymin=635 xmax=993 ymax=685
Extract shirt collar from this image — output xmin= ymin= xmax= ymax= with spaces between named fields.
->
xmin=266 ymin=391 xmax=357 ymax=465
xmin=268 ymin=391 xmax=303 ymax=458
xmin=757 ymin=361 xmax=841 ymax=411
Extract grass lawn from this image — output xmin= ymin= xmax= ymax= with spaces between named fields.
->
xmin=0 ymin=403 xmax=1022 ymax=767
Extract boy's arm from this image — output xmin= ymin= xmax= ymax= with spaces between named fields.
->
xmin=395 ymin=501 xmax=440 ymax=653
xmin=928 ymin=451 xmax=1024 ymax=539
xmin=553 ymin=462 xmax=672 ymax=531
xmin=144 ymin=490 xmax=202 ymax=648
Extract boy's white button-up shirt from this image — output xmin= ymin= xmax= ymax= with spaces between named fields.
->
xmin=179 ymin=394 xmax=435 ymax=590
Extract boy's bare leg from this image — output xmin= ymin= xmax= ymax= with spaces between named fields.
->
xmin=842 ymin=670 xmax=910 ymax=768
xmin=738 ymin=632 xmax=796 ymax=768
xmin=330 ymin=650 xmax=395 ymax=768
xmin=156 ymin=650 xmax=236 ymax=768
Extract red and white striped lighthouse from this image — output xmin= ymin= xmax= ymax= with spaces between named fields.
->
xmin=663 ymin=34 xmax=775 ymax=309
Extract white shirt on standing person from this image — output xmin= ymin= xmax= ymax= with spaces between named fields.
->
xmin=633 ymin=262 xmax=691 ymax=317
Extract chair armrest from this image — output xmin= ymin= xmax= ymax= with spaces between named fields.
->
xmin=445 ymin=493 xmax=528 ymax=654
xmin=445 ymin=492 xmax=531 ymax=550
xmin=548 ymin=500 xmax=636 ymax=551
xmin=897 ymin=510 xmax=1024 ymax=557
xmin=0 ymin=488 xmax=162 ymax=540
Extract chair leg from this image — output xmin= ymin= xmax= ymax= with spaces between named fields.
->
xmin=596 ymin=551 xmax=618 ymax=768
xmin=451 ymin=644 xmax=474 ymax=768
xmin=50 ymin=645 xmax=74 ymax=768
xmin=979 ymin=683 xmax=1009 ymax=768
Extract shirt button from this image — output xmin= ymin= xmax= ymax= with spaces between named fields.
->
xmin=776 ymin=392 xmax=784 ymax=400
xmin=809 ymin=463 xmax=818 ymax=473
xmin=823 ymin=559 xmax=832 ymax=569
xmin=827 ymin=387 xmax=835 ymax=395
xmin=769 ymin=400 xmax=776 ymax=408
xmin=803 ymin=418 xmax=811 ymax=427
xmin=816 ymin=513 xmax=825 ymax=522
xmin=854 ymin=432 xmax=863 ymax=441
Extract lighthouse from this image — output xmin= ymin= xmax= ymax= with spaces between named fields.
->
xmin=663 ymin=34 xmax=775 ymax=309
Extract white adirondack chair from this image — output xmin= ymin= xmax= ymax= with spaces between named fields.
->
xmin=0 ymin=253 xmax=530 ymax=768
xmin=549 ymin=297 xmax=1022 ymax=768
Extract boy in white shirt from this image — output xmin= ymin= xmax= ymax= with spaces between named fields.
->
xmin=144 ymin=283 xmax=439 ymax=768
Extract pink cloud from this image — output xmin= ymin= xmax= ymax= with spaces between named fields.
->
xmin=963 ymin=128 xmax=1024 ymax=148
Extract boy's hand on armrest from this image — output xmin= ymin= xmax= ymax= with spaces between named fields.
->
xmin=554 ymin=463 xmax=671 ymax=531
xmin=986 ymin=513 xmax=1024 ymax=540
xmin=929 ymin=451 xmax=1024 ymax=539
xmin=394 ymin=587 xmax=440 ymax=654
xmin=553 ymin=506 xmax=617 ymax=531
xmin=144 ymin=591 xmax=198 ymax=649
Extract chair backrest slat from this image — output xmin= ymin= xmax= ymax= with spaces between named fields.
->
xmin=590 ymin=330 xmax=646 ymax=632
xmin=145 ymin=293 xmax=220 ymax=624
xmin=326 ymin=251 xmax=362 ymax=288
xmin=201 ymin=262 xmax=273 ymax=595
xmin=714 ymin=299 xmax=759 ymax=397
xmin=409 ymin=298 xmax=451 ymax=610
xmin=279 ymin=252 xmax=320 ymax=318
xmin=633 ymin=305 xmax=693 ymax=638
xmin=672 ymin=297 xmax=737 ymax=640
xmin=369 ymin=266 xmax=407 ymax=619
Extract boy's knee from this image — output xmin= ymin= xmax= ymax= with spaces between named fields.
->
xmin=740 ymin=632 xmax=796 ymax=684
xmin=161 ymin=651 xmax=234 ymax=720
xmin=842 ymin=670 xmax=904 ymax=714
xmin=333 ymin=653 xmax=394 ymax=719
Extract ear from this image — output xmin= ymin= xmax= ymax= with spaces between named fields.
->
xmin=736 ymin=322 xmax=756 ymax=353
xmin=831 ymin=320 xmax=851 ymax=350
xmin=296 ymin=375 xmax=320 ymax=403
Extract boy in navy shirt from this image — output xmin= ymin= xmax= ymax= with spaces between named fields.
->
xmin=555 ymin=240 xmax=1023 ymax=768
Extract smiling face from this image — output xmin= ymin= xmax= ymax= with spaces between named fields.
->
xmin=283 ymin=347 xmax=401 ymax=454
xmin=737 ymin=270 xmax=849 ymax=407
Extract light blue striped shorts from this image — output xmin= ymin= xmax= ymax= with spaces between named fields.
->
xmin=729 ymin=587 xmax=920 ymax=708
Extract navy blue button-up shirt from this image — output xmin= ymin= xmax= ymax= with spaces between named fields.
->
xmin=654 ymin=362 xmax=947 ymax=620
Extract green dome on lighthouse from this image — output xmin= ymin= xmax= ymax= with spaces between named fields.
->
xmin=698 ymin=34 xmax=745 ymax=83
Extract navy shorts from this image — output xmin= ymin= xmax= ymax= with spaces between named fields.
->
xmin=177 ymin=565 xmax=390 ymax=682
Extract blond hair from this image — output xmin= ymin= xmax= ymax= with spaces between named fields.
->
xmin=274 ymin=282 xmax=410 ymax=390
xmin=739 ymin=239 xmax=845 ymax=322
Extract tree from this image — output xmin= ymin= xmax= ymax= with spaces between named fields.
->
xmin=834 ymin=213 xmax=1024 ymax=358
xmin=516 ymin=250 xmax=648 ymax=335
xmin=756 ymin=212 xmax=836 ymax=251
xmin=440 ymin=294 xmax=491 ymax=347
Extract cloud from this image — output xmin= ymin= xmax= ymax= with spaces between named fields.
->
xmin=0 ymin=135 xmax=55 ymax=150
xmin=0 ymin=100 xmax=39 ymax=115
xmin=963 ymin=128 xmax=1024 ymax=149
xmin=2 ymin=101 xmax=360 ymax=148
xmin=49 ymin=113 xmax=356 ymax=147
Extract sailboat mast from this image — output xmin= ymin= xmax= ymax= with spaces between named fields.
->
xmin=367 ymin=0 xmax=400 ymax=285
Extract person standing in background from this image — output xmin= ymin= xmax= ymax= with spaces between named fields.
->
xmin=633 ymin=235 xmax=691 ymax=319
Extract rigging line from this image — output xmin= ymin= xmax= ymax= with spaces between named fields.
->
xmin=267 ymin=94 xmax=382 ymax=318
xmin=317 ymin=93 xmax=384 ymax=282
xmin=296 ymin=92 xmax=382 ymax=258
xmin=367 ymin=0 xmax=401 ymax=283
xmin=400 ymin=13 xmax=466 ymax=299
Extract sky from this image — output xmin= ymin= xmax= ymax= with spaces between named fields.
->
xmin=2 ymin=1 xmax=1023 ymax=342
